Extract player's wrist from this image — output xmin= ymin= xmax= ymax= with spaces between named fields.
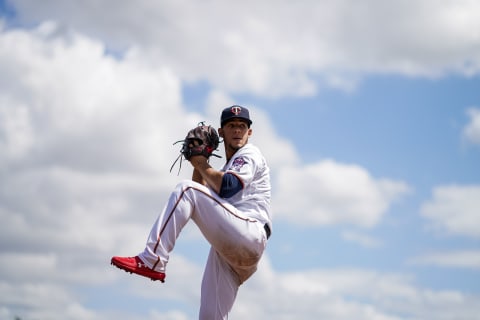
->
xmin=189 ymin=155 xmax=209 ymax=167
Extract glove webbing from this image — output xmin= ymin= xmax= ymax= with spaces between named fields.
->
xmin=169 ymin=143 xmax=221 ymax=175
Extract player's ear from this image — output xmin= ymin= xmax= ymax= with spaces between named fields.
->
xmin=218 ymin=127 xmax=224 ymax=138
xmin=247 ymin=128 xmax=252 ymax=136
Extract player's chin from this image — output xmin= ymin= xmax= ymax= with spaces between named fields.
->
xmin=228 ymin=142 xmax=245 ymax=151
xmin=234 ymin=138 xmax=248 ymax=146
xmin=234 ymin=141 xmax=247 ymax=149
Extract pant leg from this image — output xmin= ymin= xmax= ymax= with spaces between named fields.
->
xmin=199 ymin=247 xmax=239 ymax=320
xmin=137 ymin=180 xmax=267 ymax=319
xmin=139 ymin=180 xmax=266 ymax=278
xmin=138 ymin=180 xmax=195 ymax=271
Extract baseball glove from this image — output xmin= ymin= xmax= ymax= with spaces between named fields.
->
xmin=170 ymin=122 xmax=221 ymax=174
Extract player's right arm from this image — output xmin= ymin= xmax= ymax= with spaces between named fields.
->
xmin=190 ymin=154 xmax=244 ymax=198
xmin=190 ymin=156 xmax=224 ymax=194
xmin=192 ymin=167 xmax=206 ymax=186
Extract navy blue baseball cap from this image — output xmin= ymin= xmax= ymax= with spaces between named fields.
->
xmin=220 ymin=105 xmax=253 ymax=127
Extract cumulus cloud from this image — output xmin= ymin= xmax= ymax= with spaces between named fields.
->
xmin=0 ymin=21 xmax=189 ymax=174
xmin=274 ymin=160 xmax=410 ymax=227
xmin=0 ymin=251 xmax=205 ymax=320
xmin=8 ymin=0 xmax=480 ymax=97
xmin=230 ymin=257 xmax=480 ymax=320
xmin=420 ymin=185 xmax=480 ymax=238
xmin=463 ymin=107 xmax=480 ymax=145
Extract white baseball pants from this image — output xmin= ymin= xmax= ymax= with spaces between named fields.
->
xmin=138 ymin=180 xmax=268 ymax=320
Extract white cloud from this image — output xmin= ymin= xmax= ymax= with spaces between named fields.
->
xmin=420 ymin=185 xmax=480 ymax=238
xmin=408 ymin=250 xmax=480 ymax=269
xmin=4 ymin=251 xmax=480 ymax=320
xmin=274 ymin=160 xmax=410 ymax=227
xmin=230 ymin=257 xmax=480 ymax=320
xmin=8 ymin=0 xmax=480 ymax=97
xmin=463 ymin=107 xmax=480 ymax=145
xmin=0 ymin=21 xmax=189 ymax=174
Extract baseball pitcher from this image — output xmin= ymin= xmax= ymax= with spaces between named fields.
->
xmin=111 ymin=105 xmax=272 ymax=320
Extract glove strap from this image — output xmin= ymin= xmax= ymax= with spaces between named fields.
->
xmin=169 ymin=153 xmax=184 ymax=175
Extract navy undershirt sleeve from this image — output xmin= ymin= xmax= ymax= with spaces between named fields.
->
xmin=219 ymin=173 xmax=243 ymax=198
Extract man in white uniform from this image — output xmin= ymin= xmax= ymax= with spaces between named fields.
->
xmin=111 ymin=105 xmax=272 ymax=319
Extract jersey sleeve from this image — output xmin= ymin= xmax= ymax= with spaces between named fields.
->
xmin=224 ymin=152 xmax=256 ymax=186
xmin=219 ymin=173 xmax=243 ymax=198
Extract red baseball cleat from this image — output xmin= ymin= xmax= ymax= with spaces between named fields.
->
xmin=111 ymin=256 xmax=166 ymax=282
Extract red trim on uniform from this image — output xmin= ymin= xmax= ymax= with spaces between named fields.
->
xmin=151 ymin=185 xmax=257 ymax=270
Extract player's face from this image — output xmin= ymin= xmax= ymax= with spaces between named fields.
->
xmin=219 ymin=119 xmax=252 ymax=152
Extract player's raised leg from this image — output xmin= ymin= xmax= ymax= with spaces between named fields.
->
xmin=111 ymin=180 xmax=196 ymax=281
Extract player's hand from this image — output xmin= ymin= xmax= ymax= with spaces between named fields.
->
xmin=187 ymin=140 xmax=206 ymax=166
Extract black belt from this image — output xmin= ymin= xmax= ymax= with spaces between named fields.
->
xmin=264 ymin=223 xmax=271 ymax=239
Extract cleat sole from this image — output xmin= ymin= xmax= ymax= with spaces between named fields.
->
xmin=111 ymin=260 xmax=165 ymax=282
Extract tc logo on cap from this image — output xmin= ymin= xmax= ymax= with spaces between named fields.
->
xmin=231 ymin=106 xmax=242 ymax=115
xmin=221 ymin=105 xmax=252 ymax=126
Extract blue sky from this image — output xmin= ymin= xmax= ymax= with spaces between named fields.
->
xmin=1 ymin=1 xmax=479 ymax=319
